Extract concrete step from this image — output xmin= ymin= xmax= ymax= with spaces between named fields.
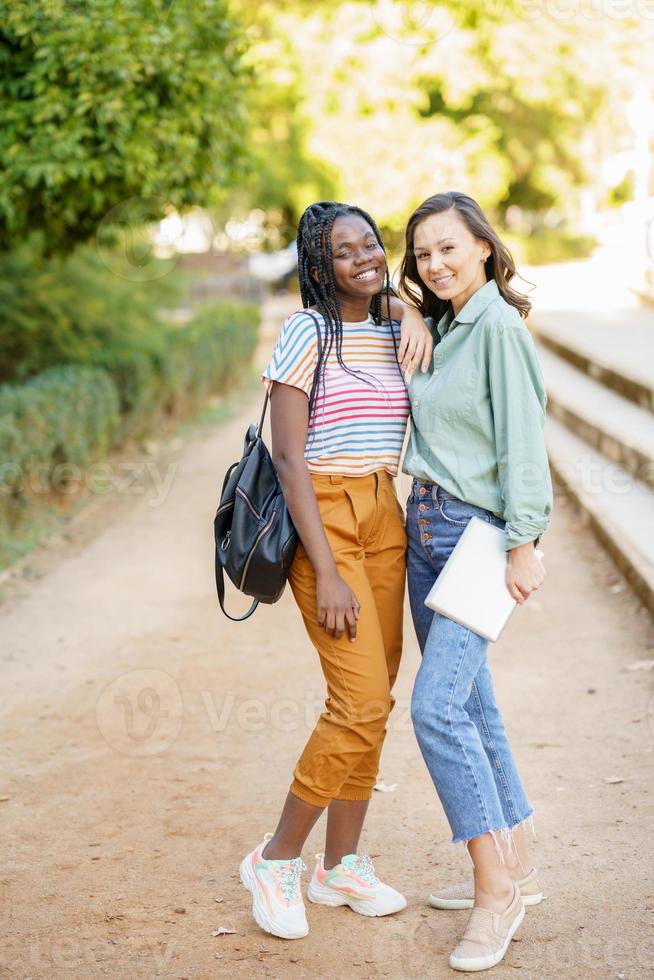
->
xmin=537 ymin=344 xmax=654 ymax=491
xmin=530 ymin=310 xmax=654 ymax=412
xmin=545 ymin=416 xmax=654 ymax=617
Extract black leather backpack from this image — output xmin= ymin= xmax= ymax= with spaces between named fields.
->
xmin=213 ymin=314 xmax=321 ymax=621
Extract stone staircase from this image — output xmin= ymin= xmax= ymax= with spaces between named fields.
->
xmin=530 ymin=309 xmax=654 ymax=616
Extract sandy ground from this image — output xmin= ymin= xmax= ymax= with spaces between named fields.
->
xmin=1 ymin=296 xmax=653 ymax=980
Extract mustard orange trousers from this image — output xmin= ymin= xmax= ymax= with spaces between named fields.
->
xmin=288 ymin=470 xmax=407 ymax=808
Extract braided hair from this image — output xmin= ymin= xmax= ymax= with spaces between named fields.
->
xmin=296 ymin=201 xmax=396 ymax=423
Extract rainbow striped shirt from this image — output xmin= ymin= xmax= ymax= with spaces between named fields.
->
xmin=263 ymin=310 xmax=410 ymax=477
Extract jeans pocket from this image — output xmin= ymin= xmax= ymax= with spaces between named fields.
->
xmin=438 ymin=495 xmax=492 ymax=527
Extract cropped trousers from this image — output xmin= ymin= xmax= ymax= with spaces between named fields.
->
xmin=288 ymin=470 xmax=407 ymax=808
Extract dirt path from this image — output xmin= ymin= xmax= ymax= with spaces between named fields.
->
xmin=1 ymin=297 xmax=653 ymax=980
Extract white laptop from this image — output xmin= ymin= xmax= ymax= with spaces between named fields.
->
xmin=424 ymin=516 xmax=544 ymax=643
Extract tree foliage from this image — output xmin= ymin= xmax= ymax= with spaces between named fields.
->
xmin=251 ymin=2 xmax=651 ymax=238
xmin=0 ymin=0 xmax=249 ymax=251
xmin=1 ymin=0 xmax=649 ymax=250
xmin=216 ymin=0 xmax=337 ymax=246
xmin=418 ymin=43 xmax=605 ymax=214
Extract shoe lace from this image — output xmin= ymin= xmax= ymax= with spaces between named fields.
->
xmin=351 ymin=854 xmax=379 ymax=885
xmin=270 ymin=858 xmax=306 ymax=902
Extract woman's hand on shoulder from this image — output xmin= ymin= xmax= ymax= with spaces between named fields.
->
xmin=316 ymin=569 xmax=360 ymax=642
xmin=387 ymin=297 xmax=433 ymax=376
xmin=506 ymin=543 xmax=546 ymax=604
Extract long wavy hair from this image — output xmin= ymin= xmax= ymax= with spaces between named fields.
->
xmin=296 ymin=200 xmax=396 ymax=421
xmin=398 ymin=191 xmax=531 ymax=322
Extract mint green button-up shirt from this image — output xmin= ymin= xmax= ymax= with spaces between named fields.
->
xmin=403 ymin=279 xmax=552 ymax=550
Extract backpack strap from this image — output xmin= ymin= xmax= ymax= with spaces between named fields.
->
xmin=257 ymin=389 xmax=270 ymax=436
xmin=216 ymin=311 xmax=323 ymax=623
xmin=214 ymin=556 xmax=260 ymax=622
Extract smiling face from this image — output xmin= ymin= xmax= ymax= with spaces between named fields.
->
xmin=318 ymin=213 xmax=387 ymax=312
xmin=413 ymin=209 xmax=491 ymax=316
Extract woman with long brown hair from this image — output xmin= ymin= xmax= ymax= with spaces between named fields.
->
xmin=399 ymin=191 xmax=552 ymax=972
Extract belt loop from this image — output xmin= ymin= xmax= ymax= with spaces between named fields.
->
xmin=431 ymin=483 xmax=439 ymax=502
xmin=330 ymin=474 xmax=344 ymax=485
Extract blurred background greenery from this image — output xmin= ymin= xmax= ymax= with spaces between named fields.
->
xmin=3 ymin=0 xmax=653 ymax=256
xmin=1 ymin=0 xmax=653 ymax=564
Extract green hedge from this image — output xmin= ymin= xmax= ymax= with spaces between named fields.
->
xmin=0 ymin=365 xmax=120 ymax=549
xmin=86 ymin=300 xmax=260 ymax=437
xmin=0 ymin=241 xmax=182 ymax=385
xmin=0 ymin=366 xmax=120 ymax=488
xmin=0 ymin=303 xmax=259 ymax=494
xmin=163 ymin=301 xmax=260 ymax=417
xmin=0 ymin=243 xmax=260 ymax=439
xmin=0 ymin=297 xmax=260 ymax=565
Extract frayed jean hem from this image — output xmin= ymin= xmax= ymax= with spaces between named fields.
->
xmin=452 ymin=811 xmax=536 ymax=866
xmin=451 ymin=808 xmax=535 ymax=846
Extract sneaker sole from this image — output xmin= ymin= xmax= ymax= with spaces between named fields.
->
xmin=429 ymin=891 xmax=543 ymax=911
xmin=239 ymin=857 xmax=309 ymax=940
xmin=448 ymin=903 xmax=525 ymax=972
xmin=307 ymin=879 xmax=407 ymax=917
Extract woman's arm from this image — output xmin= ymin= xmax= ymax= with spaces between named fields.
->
xmin=487 ymin=323 xmax=552 ymax=604
xmin=270 ymin=381 xmax=360 ymax=640
xmin=386 ymin=295 xmax=433 ymax=375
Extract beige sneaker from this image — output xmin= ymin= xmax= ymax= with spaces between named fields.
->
xmin=430 ymin=867 xmax=542 ymax=910
xmin=449 ymin=884 xmax=524 ymax=972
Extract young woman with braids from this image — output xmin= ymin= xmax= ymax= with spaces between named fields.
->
xmin=239 ymin=201 xmax=431 ymax=940
xmin=399 ymin=192 xmax=552 ymax=972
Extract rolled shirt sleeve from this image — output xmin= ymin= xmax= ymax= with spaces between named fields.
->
xmin=487 ymin=322 xmax=553 ymax=550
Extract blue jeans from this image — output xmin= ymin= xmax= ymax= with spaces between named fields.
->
xmin=407 ymin=480 xmax=533 ymax=845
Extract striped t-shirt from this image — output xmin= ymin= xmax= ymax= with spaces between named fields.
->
xmin=263 ymin=310 xmax=410 ymax=477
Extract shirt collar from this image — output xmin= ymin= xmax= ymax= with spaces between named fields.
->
xmin=435 ymin=279 xmax=500 ymax=338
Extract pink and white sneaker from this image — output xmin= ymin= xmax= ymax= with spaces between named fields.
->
xmin=239 ymin=834 xmax=308 ymax=939
xmin=307 ymin=853 xmax=406 ymax=917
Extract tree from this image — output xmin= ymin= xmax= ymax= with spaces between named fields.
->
xmin=216 ymin=0 xmax=336 ymax=247
xmin=0 ymin=0 xmax=249 ymax=251
xmin=267 ymin=1 xmax=650 ymax=238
